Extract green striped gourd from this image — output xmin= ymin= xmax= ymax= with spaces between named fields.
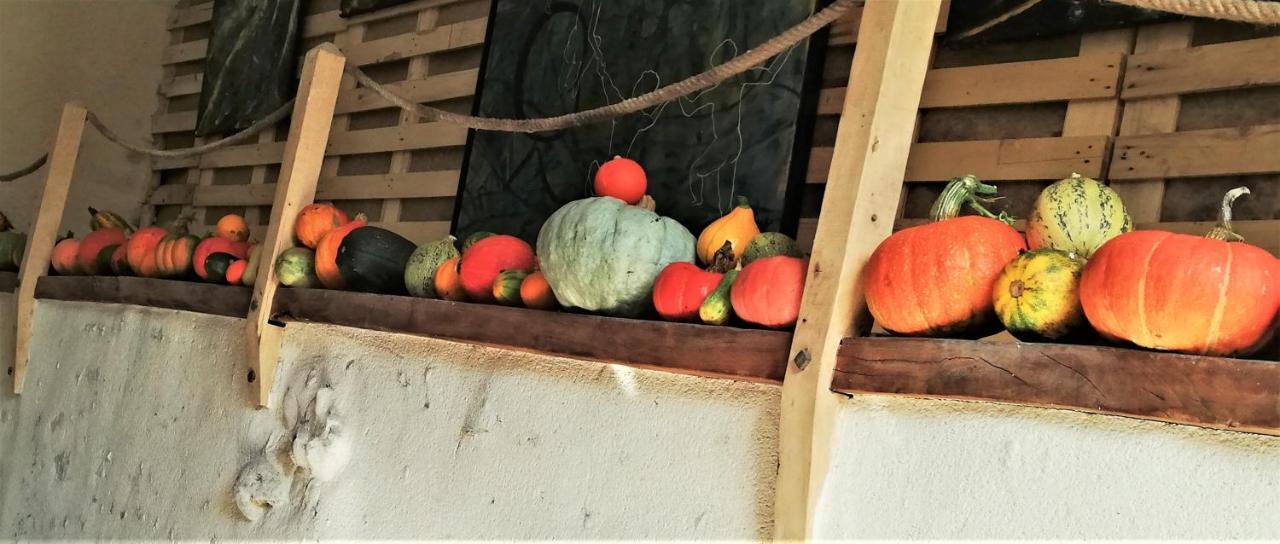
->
xmin=536 ymin=197 xmax=695 ymax=317
xmin=992 ymin=249 xmax=1090 ymax=342
xmin=1026 ymin=173 xmax=1131 ymax=258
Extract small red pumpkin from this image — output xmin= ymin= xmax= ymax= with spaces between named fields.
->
xmin=51 ymin=238 xmax=81 ymax=275
xmin=459 ymin=235 xmax=536 ymax=302
xmin=193 ymin=237 xmax=249 ymax=280
xmin=315 ymin=213 xmax=367 ymax=289
xmin=864 ymin=176 xmax=1026 ymax=337
xmin=77 ymin=228 xmax=128 ymax=275
xmin=731 ymin=256 xmax=808 ymax=329
xmin=295 ymin=203 xmax=349 ymax=249
xmin=594 ymin=156 xmax=647 ymax=205
xmin=652 ymin=262 xmax=723 ymax=322
xmin=225 ymin=259 xmax=248 ymax=286
xmin=126 ymin=226 xmax=169 ymax=278
xmin=1081 ymin=187 xmax=1279 ymax=356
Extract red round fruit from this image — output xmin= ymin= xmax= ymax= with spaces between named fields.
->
xmin=459 ymin=235 xmax=536 ymax=302
xmin=652 ymin=262 xmax=723 ymax=322
xmin=593 ymin=156 xmax=647 ymax=205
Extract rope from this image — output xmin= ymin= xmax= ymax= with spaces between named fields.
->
xmin=347 ymin=0 xmax=861 ymax=133
xmin=0 ymin=154 xmax=47 ymax=182
xmin=85 ymin=101 xmax=294 ymax=158
xmin=1107 ymin=0 xmax=1280 ymax=24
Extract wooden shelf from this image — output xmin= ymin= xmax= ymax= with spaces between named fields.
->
xmin=271 ymin=288 xmax=792 ymax=384
xmin=0 ymin=271 xmax=15 ymax=293
xmin=835 ymin=337 xmax=1280 ymax=436
xmin=34 ymin=276 xmax=251 ymax=318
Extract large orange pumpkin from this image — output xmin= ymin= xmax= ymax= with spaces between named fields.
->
xmin=126 ymin=226 xmax=169 ymax=278
xmin=315 ymin=214 xmax=367 ymax=289
xmin=77 ymin=228 xmax=128 ymax=275
xmin=459 ymin=235 xmax=536 ymax=302
xmin=730 ymin=256 xmax=808 ymax=329
xmin=155 ymin=233 xmax=200 ymax=278
xmin=295 ymin=203 xmax=349 ymax=249
xmin=51 ymin=238 xmax=82 ymax=275
xmin=1081 ymin=187 xmax=1279 ymax=356
xmin=193 ymin=237 xmax=249 ymax=280
xmin=864 ymin=175 xmax=1026 ymax=338
xmin=652 ymin=262 xmax=723 ymax=322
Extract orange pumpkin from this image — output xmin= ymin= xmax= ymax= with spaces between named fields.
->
xmin=77 ymin=228 xmax=128 ymax=275
xmin=225 ymin=259 xmax=248 ymax=286
xmin=593 ymin=156 xmax=647 ymax=205
xmin=215 ymin=214 xmax=249 ymax=242
xmin=519 ymin=271 xmax=559 ymax=310
xmin=51 ymin=238 xmax=81 ymax=275
xmin=193 ymin=237 xmax=249 ymax=280
xmin=863 ymin=176 xmax=1026 ymax=338
xmin=434 ymin=256 xmax=466 ymax=301
xmin=295 ymin=203 xmax=349 ymax=249
xmin=696 ymin=196 xmax=760 ymax=267
xmin=459 ymin=235 xmax=536 ymax=302
xmin=730 ymin=256 xmax=808 ymax=329
xmin=1081 ymin=188 xmax=1279 ymax=356
xmin=154 ymin=233 xmax=200 ymax=278
xmin=652 ymin=262 xmax=723 ymax=322
xmin=126 ymin=226 xmax=169 ymax=278
xmin=315 ymin=213 xmax=368 ymax=289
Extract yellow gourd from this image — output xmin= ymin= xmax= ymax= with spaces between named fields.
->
xmin=696 ymin=196 xmax=760 ymax=266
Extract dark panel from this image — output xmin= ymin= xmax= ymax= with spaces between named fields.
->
xmin=340 ymin=0 xmax=414 ymax=18
xmin=196 ymin=0 xmax=302 ymax=135
xmin=946 ymin=0 xmax=1177 ymax=45
xmin=456 ymin=0 xmax=821 ymax=243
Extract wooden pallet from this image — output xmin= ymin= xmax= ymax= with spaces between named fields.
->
xmin=149 ymin=0 xmax=489 ymax=244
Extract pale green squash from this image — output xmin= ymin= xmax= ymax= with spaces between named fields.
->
xmin=536 ymin=197 xmax=695 ymax=317
xmin=1026 ymin=173 xmax=1132 ymax=258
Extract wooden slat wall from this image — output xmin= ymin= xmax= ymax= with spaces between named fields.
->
xmin=147 ymin=0 xmax=487 ymax=243
xmin=800 ymin=20 xmax=1279 ymax=256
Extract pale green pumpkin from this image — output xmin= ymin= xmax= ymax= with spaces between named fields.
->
xmin=536 ymin=197 xmax=695 ymax=317
xmin=1026 ymin=173 xmax=1132 ymax=258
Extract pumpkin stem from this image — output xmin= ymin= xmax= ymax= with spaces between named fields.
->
xmin=734 ymin=195 xmax=751 ymax=209
xmin=1205 ymin=186 xmax=1250 ymax=242
xmin=930 ymin=175 xmax=1016 ymax=225
xmin=708 ymin=240 xmax=737 ymax=273
xmin=168 ymin=212 xmax=194 ymax=234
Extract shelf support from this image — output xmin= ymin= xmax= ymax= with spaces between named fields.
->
xmin=773 ymin=0 xmax=942 ymax=538
xmin=246 ymin=44 xmax=346 ymax=407
xmin=12 ymin=102 xmax=88 ymax=394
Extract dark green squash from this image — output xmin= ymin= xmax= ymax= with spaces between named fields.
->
xmin=204 ymin=252 xmax=237 ymax=284
xmin=336 ymin=226 xmax=417 ymax=294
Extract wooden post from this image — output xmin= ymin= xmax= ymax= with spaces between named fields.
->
xmin=12 ymin=102 xmax=88 ymax=394
xmin=246 ymin=44 xmax=346 ymax=407
xmin=773 ymin=0 xmax=941 ymax=538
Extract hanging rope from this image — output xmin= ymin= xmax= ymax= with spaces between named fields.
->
xmin=1107 ymin=0 xmax=1280 ymax=24
xmin=0 ymin=154 xmax=47 ymax=182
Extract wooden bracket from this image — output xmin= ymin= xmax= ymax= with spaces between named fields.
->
xmin=246 ymin=44 xmax=346 ymax=408
xmin=12 ymin=102 xmax=88 ymax=394
xmin=773 ymin=0 xmax=942 ymax=538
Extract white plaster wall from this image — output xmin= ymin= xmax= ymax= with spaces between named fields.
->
xmin=0 ymin=1 xmax=171 ymax=233
xmin=0 ymin=301 xmax=779 ymax=540
xmin=818 ymin=394 xmax=1280 ymax=540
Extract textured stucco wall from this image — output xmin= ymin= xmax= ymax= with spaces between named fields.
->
xmin=0 ymin=300 xmax=779 ymax=540
xmin=0 ymin=1 xmax=171 ymax=234
xmin=818 ymin=394 xmax=1280 ymax=540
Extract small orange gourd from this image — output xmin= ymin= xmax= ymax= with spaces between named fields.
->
xmin=519 ymin=271 xmax=558 ymax=310
xmin=696 ymin=196 xmax=760 ymax=266
xmin=51 ymin=238 xmax=82 ymax=275
xmin=434 ymin=256 xmax=466 ymax=301
xmin=315 ymin=213 xmax=368 ymax=289
xmin=295 ymin=203 xmax=349 ymax=249
xmin=215 ymin=214 xmax=250 ymax=242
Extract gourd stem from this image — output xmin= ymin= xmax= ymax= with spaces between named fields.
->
xmin=735 ymin=195 xmax=751 ymax=209
xmin=1205 ymin=186 xmax=1250 ymax=242
xmin=929 ymin=175 xmax=1014 ymax=225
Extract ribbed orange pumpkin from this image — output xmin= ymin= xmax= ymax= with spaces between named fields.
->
xmin=864 ymin=176 xmax=1026 ymax=338
xmin=155 ymin=233 xmax=200 ymax=278
xmin=1081 ymin=188 xmax=1279 ymax=356
xmin=730 ymin=256 xmax=808 ymax=329
xmin=193 ymin=237 xmax=249 ymax=280
xmin=459 ymin=235 xmax=536 ymax=302
xmin=652 ymin=262 xmax=723 ymax=322
xmin=315 ymin=214 xmax=367 ymax=289
xmin=295 ymin=203 xmax=349 ymax=249
xmin=126 ymin=226 xmax=169 ymax=278
xmin=77 ymin=228 xmax=128 ymax=275
xmin=51 ymin=238 xmax=82 ymax=275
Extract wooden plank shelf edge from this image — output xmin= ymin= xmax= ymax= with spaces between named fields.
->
xmin=835 ymin=337 xmax=1280 ymax=437
xmin=271 ymin=288 xmax=791 ymax=385
xmin=34 ymin=276 xmax=251 ymax=318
